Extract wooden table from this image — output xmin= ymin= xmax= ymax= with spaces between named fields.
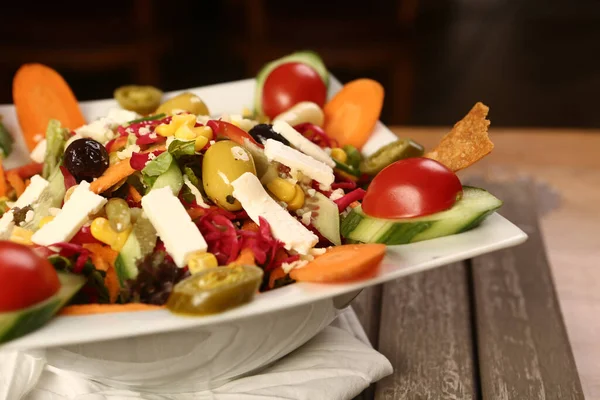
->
xmin=353 ymin=128 xmax=600 ymax=399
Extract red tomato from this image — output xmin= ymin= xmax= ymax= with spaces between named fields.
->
xmin=0 ymin=241 xmax=60 ymax=312
xmin=262 ymin=62 xmax=327 ymax=119
xmin=362 ymin=157 xmax=463 ymax=219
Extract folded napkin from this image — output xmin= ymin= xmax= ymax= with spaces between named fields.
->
xmin=1 ymin=307 xmax=392 ymax=400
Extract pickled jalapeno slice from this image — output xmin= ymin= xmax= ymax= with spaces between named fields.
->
xmin=359 ymin=138 xmax=424 ymax=176
xmin=114 ymin=85 xmax=163 ymax=115
xmin=166 ymin=265 xmax=263 ymax=315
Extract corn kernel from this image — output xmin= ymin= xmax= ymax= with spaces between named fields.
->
xmin=91 ymin=217 xmax=132 ymax=251
xmin=242 ymin=107 xmax=253 ymax=118
xmin=39 ymin=215 xmax=54 ymax=228
xmin=10 ymin=226 xmax=33 ymax=246
xmin=194 ymin=126 xmax=214 ymax=140
xmin=194 ymin=135 xmax=209 ymax=151
xmin=287 ymin=185 xmax=305 ymax=211
xmin=331 ymin=148 xmax=347 ymax=164
xmin=155 ymin=123 xmax=174 ymax=137
xmin=187 ymin=251 xmax=219 ymax=274
xmin=174 ymin=124 xmax=197 ymax=140
xmin=267 ymin=178 xmax=297 ymax=202
xmin=171 ymin=114 xmax=196 ymax=129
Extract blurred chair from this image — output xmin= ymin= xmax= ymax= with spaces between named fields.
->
xmin=223 ymin=0 xmax=418 ymax=124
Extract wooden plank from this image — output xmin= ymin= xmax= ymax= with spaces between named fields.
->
xmin=352 ymin=285 xmax=383 ymax=347
xmin=374 ymin=262 xmax=478 ymax=400
xmin=469 ymin=179 xmax=585 ymax=400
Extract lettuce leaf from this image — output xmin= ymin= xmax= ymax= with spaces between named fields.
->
xmin=168 ymin=139 xmax=195 ymax=158
xmin=42 ymin=119 xmax=68 ymax=179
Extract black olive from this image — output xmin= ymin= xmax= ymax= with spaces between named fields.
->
xmin=248 ymin=124 xmax=290 ymax=146
xmin=64 ymin=138 xmax=109 ymax=182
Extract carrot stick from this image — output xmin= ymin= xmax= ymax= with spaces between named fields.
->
xmin=187 ymin=207 xmax=207 ymax=220
xmin=323 ymin=79 xmax=384 ymax=149
xmin=13 ymin=63 xmax=86 ymax=151
xmin=268 ymin=266 xmax=286 ymax=289
xmin=59 ymin=303 xmax=164 ymax=316
xmin=231 ymin=248 xmax=255 ymax=266
xmin=289 ymin=244 xmax=386 ymax=283
xmin=241 ymin=220 xmax=259 ymax=232
xmin=0 ymin=158 xmax=7 ymax=198
xmin=6 ymin=171 xmax=26 ymax=197
xmin=7 ymin=162 xmax=43 ymax=180
xmin=90 ymin=159 xmax=135 ymax=194
xmin=128 ymin=185 xmax=142 ymax=203
xmin=83 ymin=244 xmax=120 ymax=303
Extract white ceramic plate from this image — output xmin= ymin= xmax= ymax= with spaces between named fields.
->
xmin=0 ymin=77 xmax=528 ymax=351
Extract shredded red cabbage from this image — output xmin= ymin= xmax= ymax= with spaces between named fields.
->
xmin=60 ymin=166 xmax=77 ymax=190
xmin=48 ymin=242 xmax=90 ymax=274
xmin=331 ymin=180 xmax=357 ymax=190
xmin=130 ymin=150 xmax=164 ymax=171
xmin=71 ymin=225 xmax=101 ymax=246
xmin=136 ymin=133 xmax=167 ymax=146
xmin=117 ymin=116 xmax=173 ymax=137
xmin=334 ymin=188 xmax=366 ymax=212
xmin=293 ymin=123 xmax=338 ymax=149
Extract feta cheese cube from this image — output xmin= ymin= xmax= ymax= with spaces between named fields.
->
xmin=263 ymin=139 xmax=334 ymax=188
xmin=30 ymin=139 xmax=47 ymax=164
xmin=14 ymin=175 xmax=49 ymax=208
xmin=272 ymin=121 xmax=335 ymax=168
xmin=232 ymin=172 xmax=318 ymax=255
xmin=329 ymin=188 xmax=345 ymax=201
xmin=32 ymin=181 xmax=107 ymax=246
xmin=141 ymin=187 xmax=208 ymax=268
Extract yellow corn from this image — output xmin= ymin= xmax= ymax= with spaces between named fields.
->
xmin=155 ymin=123 xmax=175 ymax=137
xmin=242 ymin=107 xmax=253 ymax=118
xmin=91 ymin=217 xmax=132 ymax=251
xmin=194 ymin=126 xmax=214 ymax=140
xmin=194 ymin=135 xmax=209 ymax=151
xmin=187 ymin=251 xmax=219 ymax=274
xmin=287 ymin=185 xmax=305 ymax=211
xmin=39 ymin=216 xmax=54 ymax=228
xmin=171 ymin=114 xmax=196 ymax=129
xmin=10 ymin=226 xmax=33 ymax=246
xmin=174 ymin=124 xmax=197 ymax=140
xmin=267 ymin=178 xmax=297 ymax=202
xmin=330 ymin=148 xmax=347 ymax=164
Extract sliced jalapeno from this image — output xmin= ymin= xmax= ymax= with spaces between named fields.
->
xmin=359 ymin=138 xmax=424 ymax=176
xmin=166 ymin=265 xmax=263 ymax=315
xmin=114 ymin=85 xmax=163 ymax=115
xmin=343 ymin=145 xmax=361 ymax=170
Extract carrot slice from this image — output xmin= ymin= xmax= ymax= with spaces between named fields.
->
xmin=241 ymin=220 xmax=259 ymax=232
xmin=59 ymin=303 xmax=164 ymax=316
xmin=0 ymin=158 xmax=7 ymax=198
xmin=128 ymin=185 xmax=142 ymax=203
xmin=83 ymin=244 xmax=120 ymax=303
xmin=323 ymin=79 xmax=384 ymax=149
xmin=7 ymin=162 xmax=43 ymax=180
xmin=268 ymin=266 xmax=286 ymax=289
xmin=90 ymin=159 xmax=135 ymax=194
xmin=231 ymin=247 xmax=256 ymax=266
xmin=290 ymin=244 xmax=386 ymax=283
xmin=6 ymin=171 xmax=26 ymax=197
xmin=13 ymin=63 xmax=86 ymax=151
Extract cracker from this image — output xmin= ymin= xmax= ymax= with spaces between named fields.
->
xmin=425 ymin=102 xmax=493 ymax=172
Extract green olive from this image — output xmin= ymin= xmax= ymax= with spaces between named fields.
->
xmin=155 ymin=92 xmax=210 ymax=116
xmin=166 ymin=265 xmax=263 ymax=315
xmin=202 ymin=140 xmax=256 ymax=211
xmin=114 ymin=85 xmax=163 ymax=115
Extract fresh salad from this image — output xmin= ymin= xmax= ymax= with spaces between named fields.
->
xmin=0 ymin=51 xmax=500 ymax=344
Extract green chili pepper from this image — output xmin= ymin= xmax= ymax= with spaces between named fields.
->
xmin=343 ymin=145 xmax=361 ymax=170
xmin=359 ymin=138 xmax=424 ymax=176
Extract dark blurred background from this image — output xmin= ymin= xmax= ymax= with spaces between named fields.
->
xmin=1 ymin=0 xmax=599 ymax=128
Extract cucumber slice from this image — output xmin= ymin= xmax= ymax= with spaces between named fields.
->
xmin=0 ymin=272 xmax=85 ymax=344
xmin=115 ymin=214 xmax=157 ymax=284
xmin=341 ymin=186 xmax=502 ymax=245
xmin=309 ymin=191 xmax=341 ymax=245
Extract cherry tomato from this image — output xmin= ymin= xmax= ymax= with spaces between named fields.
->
xmin=362 ymin=157 xmax=463 ymax=219
xmin=0 ymin=241 xmax=60 ymax=312
xmin=262 ymin=62 xmax=327 ymax=119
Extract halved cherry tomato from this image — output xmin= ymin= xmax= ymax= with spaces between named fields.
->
xmin=262 ymin=62 xmax=327 ymax=119
xmin=0 ymin=241 xmax=60 ymax=312
xmin=207 ymin=120 xmax=262 ymax=148
xmin=362 ymin=157 xmax=462 ymax=219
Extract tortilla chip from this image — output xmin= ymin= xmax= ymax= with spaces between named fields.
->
xmin=425 ymin=102 xmax=493 ymax=172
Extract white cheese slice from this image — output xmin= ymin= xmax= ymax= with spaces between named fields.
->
xmin=232 ymin=172 xmax=318 ymax=255
xmin=141 ymin=187 xmax=208 ymax=268
xmin=30 ymin=139 xmax=47 ymax=164
xmin=0 ymin=175 xmax=50 ymax=239
xmin=263 ymin=139 xmax=335 ymax=188
xmin=32 ymin=181 xmax=107 ymax=246
xmin=0 ymin=212 xmax=14 ymax=240
xmin=272 ymin=120 xmax=335 ymax=168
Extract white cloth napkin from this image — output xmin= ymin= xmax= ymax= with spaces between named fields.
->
xmin=0 ymin=307 xmax=392 ymax=400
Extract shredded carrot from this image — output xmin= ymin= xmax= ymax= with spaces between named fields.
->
xmin=7 ymin=162 xmax=43 ymax=180
xmin=349 ymin=201 xmax=361 ymax=209
xmin=13 ymin=63 xmax=86 ymax=151
xmin=187 ymin=207 xmax=208 ymax=220
xmin=83 ymin=244 xmax=120 ymax=303
xmin=241 ymin=220 xmax=259 ymax=232
xmin=59 ymin=303 xmax=165 ymax=316
xmin=6 ymin=171 xmax=26 ymax=197
xmin=0 ymin=158 xmax=7 ymax=197
xmin=231 ymin=247 xmax=255 ymax=266
xmin=128 ymin=185 xmax=143 ymax=203
xmin=268 ymin=266 xmax=286 ymax=289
